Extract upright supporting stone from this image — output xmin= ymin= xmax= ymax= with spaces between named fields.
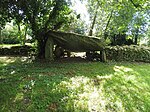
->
xmin=45 ymin=37 xmax=54 ymax=61
xmin=101 ymin=50 xmax=107 ymax=62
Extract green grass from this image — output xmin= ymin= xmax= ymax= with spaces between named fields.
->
xmin=0 ymin=56 xmax=150 ymax=112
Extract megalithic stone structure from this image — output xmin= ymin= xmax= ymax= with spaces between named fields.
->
xmin=45 ymin=37 xmax=54 ymax=61
xmin=45 ymin=30 xmax=106 ymax=62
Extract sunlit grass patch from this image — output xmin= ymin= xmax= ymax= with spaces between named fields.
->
xmin=0 ymin=44 xmax=21 ymax=48
xmin=104 ymin=65 xmax=150 ymax=112
xmin=0 ymin=43 xmax=33 ymax=48
xmin=54 ymin=76 xmax=107 ymax=111
xmin=51 ymin=73 xmax=131 ymax=112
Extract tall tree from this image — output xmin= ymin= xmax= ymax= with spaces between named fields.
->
xmin=1 ymin=0 xmax=71 ymax=59
xmin=88 ymin=4 xmax=99 ymax=36
xmin=0 ymin=0 xmax=11 ymax=44
xmin=86 ymin=0 xmax=149 ymax=44
xmin=128 ymin=11 xmax=150 ymax=45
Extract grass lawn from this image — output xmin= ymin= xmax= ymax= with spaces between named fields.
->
xmin=0 ymin=56 xmax=150 ymax=112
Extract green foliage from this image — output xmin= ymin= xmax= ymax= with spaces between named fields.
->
xmin=1 ymin=24 xmax=20 ymax=44
xmin=2 ymin=36 xmax=20 ymax=44
xmin=61 ymin=14 xmax=87 ymax=35
xmin=86 ymin=0 xmax=137 ymax=36
xmin=1 ymin=21 xmax=31 ymax=44
xmin=4 ymin=0 xmax=72 ymax=33
xmin=0 ymin=57 xmax=150 ymax=111
xmin=127 ymin=10 xmax=150 ymax=44
xmin=0 ymin=0 xmax=11 ymax=29
xmin=105 ymin=45 xmax=150 ymax=62
xmin=86 ymin=0 xmax=149 ymax=45
xmin=1 ymin=0 xmax=73 ymax=58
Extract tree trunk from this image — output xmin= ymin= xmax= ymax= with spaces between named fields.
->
xmin=87 ymin=5 xmax=99 ymax=60
xmin=37 ymin=35 xmax=48 ymax=59
xmin=134 ymin=36 xmax=138 ymax=45
xmin=37 ymin=35 xmax=54 ymax=61
xmin=0 ymin=29 xmax=2 ymax=44
xmin=134 ymin=29 xmax=139 ymax=45
xmin=17 ymin=22 xmax=22 ymax=45
xmin=104 ymin=10 xmax=113 ymax=40
xmin=22 ymin=25 xmax=27 ymax=46
xmin=88 ymin=5 xmax=99 ymax=36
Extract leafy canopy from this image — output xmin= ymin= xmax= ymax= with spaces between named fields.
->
xmin=1 ymin=0 xmax=72 ymax=36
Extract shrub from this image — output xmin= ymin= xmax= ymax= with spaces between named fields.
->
xmin=1 ymin=28 xmax=20 ymax=44
xmin=105 ymin=45 xmax=150 ymax=62
xmin=2 ymin=36 xmax=20 ymax=44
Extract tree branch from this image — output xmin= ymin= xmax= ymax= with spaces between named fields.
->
xmin=104 ymin=10 xmax=113 ymax=39
xmin=129 ymin=0 xmax=141 ymax=8
xmin=52 ymin=21 xmax=64 ymax=30
xmin=44 ymin=1 xmax=59 ymax=30
xmin=88 ymin=4 xmax=99 ymax=36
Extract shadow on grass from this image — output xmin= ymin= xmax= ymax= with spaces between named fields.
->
xmin=0 ymin=56 xmax=150 ymax=112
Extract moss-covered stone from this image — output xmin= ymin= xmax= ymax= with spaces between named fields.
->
xmin=47 ymin=30 xmax=106 ymax=52
xmin=0 ymin=45 xmax=35 ymax=56
xmin=105 ymin=45 xmax=150 ymax=62
xmin=45 ymin=37 xmax=54 ymax=61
